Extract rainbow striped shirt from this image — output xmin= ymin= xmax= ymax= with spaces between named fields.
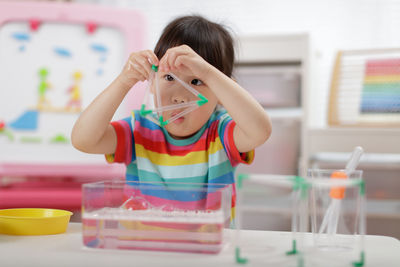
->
xmin=106 ymin=109 xmax=254 ymax=217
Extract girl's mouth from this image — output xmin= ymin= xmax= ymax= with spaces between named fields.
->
xmin=173 ymin=117 xmax=184 ymax=124
xmin=170 ymin=111 xmax=185 ymax=124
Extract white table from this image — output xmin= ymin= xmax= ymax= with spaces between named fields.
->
xmin=1 ymin=223 xmax=399 ymax=267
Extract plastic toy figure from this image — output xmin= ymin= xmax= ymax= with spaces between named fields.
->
xmin=66 ymin=71 xmax=83 ymax=111
xmin=37 ymin=68 xmax=52 ymax=109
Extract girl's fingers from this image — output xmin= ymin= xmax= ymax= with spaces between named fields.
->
xmin=139 ymin=57 xmax=153 ymax=78
xmin=126 ymin=51 xmax=158 ymax=79
xmin=159 ymin=53 xmax=169 ymax=72
xmin=168 ymin=52 xmax=182 ymax=71
xmin=143 ymin=50 xmax=159 ymax=66
xmin=176 ymin=55 xmax=205 ymax=78
xmin=135 ymin=51 xmax=156 ymax=78
xmin=130 ymin=58 xmax=150 ymax=80
xmin=159 ymin=45 xmax=201 ymax=74
xmin=136 ymin=52 xmax=153 ymax=77
xmin=174 ymin=55 xmax=192 ymax=72
xmin=160 ymin=46 xmax=188 ymax=72
xmin=167 ymin=49 xmax=190 ymax=71
xmin=131 ymin=69 xmax=146 ymax=82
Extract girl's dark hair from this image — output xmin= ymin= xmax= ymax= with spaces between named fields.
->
xmin=154 ymin=15 xmax=234 ymax=77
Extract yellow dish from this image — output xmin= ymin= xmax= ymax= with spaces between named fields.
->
xmin=0 ymin=208 xmax=73 ymax=235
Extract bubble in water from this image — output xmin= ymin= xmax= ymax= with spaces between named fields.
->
xmin=161 ymin=204 xmax=175 ymax=212
xmin=121 ymin=197 xmax=152 ymax=210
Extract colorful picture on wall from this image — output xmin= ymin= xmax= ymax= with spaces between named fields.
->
xmin=0 ymin=1 xmax=145 ymax=177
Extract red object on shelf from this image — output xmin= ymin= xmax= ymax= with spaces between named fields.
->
xmin=0 ymin=164 xmax=124 ymax=211
xmin=29 ymin=19 xmax=41 ymax=31
xmin=86 ymin=22 xmax=97 ymax=34
xmin=0 ymin=120 xmax=5 ymax=129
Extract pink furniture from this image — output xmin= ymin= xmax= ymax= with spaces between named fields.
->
xmin=0 ymin=1 xmax=146 ymax=209
xmin=0 ymin=180 xmax=82 ymax=210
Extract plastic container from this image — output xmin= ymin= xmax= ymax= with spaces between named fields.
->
xmin=81 ymin=181 xmax=232 ymax=253
xmin=234 ymin=174 xmax=308 ymax=266
xmin=0 ymin=208 xmax=72 ymax=235
xmin=307 ymin=169 xmax=365 ymax=266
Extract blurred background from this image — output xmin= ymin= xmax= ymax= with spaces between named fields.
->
xmin=0 ymin=0 xmax=399 ymax=239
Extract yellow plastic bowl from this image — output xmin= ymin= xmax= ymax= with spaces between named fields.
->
xmin=0 ymin=208 xmax=73 ymax=235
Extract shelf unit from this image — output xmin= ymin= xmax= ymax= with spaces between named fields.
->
xmin=233 ymin=34 xmax=310 ymax=231
xmin=301 ymin=47 xmax=400 ymax=238
xmin=234 ymin=33 xmax=310 ymax=176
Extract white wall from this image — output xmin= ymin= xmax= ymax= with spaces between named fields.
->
xmin=77 ymin=0 xmax=400 ymax=127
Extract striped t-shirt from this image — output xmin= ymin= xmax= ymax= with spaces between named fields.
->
xmin=106 ymin=109 xmax=254 ymax=218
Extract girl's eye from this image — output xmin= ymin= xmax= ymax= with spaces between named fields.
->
xmin=164 ymin=74 xmax=174 ymax=81
xmin=191 ymin=79 xmax=203 ymax=86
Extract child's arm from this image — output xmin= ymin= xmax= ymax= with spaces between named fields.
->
xmin=71 ymin=50 xmax=158 ymax=154
xmin=206 ymin=68 xmax=272 ymax=153
xmin=159 ymin=45 xmax=271 ymax=153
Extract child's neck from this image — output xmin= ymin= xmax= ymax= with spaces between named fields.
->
xmin=168 ymin=131 xmax=198 ymax=140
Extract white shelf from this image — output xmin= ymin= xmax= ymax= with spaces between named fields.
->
xmin=367 ymin=199 xmax=400 ymax=219
xmin=265 ymin=107 xmax=303 ymax=121
xmin=310 ymin=152 xmax=400 ymax=170
xmin=234 ymin=64 xmax=301 ymax=74
xmin=236 ymin=33 xmax=309 ymax=62
xmin=241 ymin=196 xmax=400 ymax=220
xmin=305 ymin=128 xmax=400 ymax=165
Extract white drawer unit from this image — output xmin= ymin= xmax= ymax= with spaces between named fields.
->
xmin=237 ymin=114 xmax=301 ymax=175
xmin=234 ymin=65 xmax=301 ymax=108
xmin=234 ymin=34 xmax=310 ymax=231
xmin=235 ymin=34 xmax=310 ymax=175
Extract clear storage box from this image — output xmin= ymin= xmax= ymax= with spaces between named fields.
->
xmin=234 ymin=174 xmax=308 ymax=266
xmin=82 ymin=181 xmax=232 ymax=254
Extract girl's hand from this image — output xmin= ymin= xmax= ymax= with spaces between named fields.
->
xmin=117 ymin=50 xmax=159 ymax=88
xmin=158 ymin=45 xmax=213 ymax=82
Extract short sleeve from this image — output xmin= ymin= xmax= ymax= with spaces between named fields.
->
xmin=105 ymin=117 xmax=135 ymax=165
xmin=217 ymin=112 xmax=255 ymax=167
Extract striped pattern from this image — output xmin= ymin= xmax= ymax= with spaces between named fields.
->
xmin=106 ymin=109 xmax=254 ymax=217
xmin=361 ymin=58 xmax=400 ymax=113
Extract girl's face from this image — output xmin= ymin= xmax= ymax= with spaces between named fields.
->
xmin=152 ymin=71 xmax=218 ymax=139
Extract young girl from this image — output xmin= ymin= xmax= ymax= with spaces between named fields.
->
xmin=72 ymin=15 xmax=271 ymax=215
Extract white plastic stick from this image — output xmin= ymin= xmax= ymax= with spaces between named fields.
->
xmin=233 ymin=174 xmax=295 ymax=187
xmin=142 ymin=70 xmax=207 ymax=126
xmin=166 ymin=104 xmax=198 ymax=124
xmin=331 ymin=201 xmax=341 ymax=235
xmin=151 ymin=101 xmax=199 ymax=113
xmin=154 ymin=71 xmax=162 ymax=116
xmin=142 ymin=72 xmax=153 ymax=106
xmin=319 ymin=202 xmax=334 ymax=234
xmin=168 ymin=72 xmax=202 ymax=96
xmin=146 ymin=115 xmax=162 ymax=126
xmin=319 ymin=146 xmax=364 ymax=236
xmin=345 ymin=146 xmax=364 ymax=172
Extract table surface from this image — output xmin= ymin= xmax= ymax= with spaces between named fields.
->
xmin=1 ymin=223 xmax=399 ymax=267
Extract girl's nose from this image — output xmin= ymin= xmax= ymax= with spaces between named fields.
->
xmin=171 ymin=95 xmax=187 ymax=104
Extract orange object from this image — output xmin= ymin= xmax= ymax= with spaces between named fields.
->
xmin=329 ymin=171 xmax=348 ymax=199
